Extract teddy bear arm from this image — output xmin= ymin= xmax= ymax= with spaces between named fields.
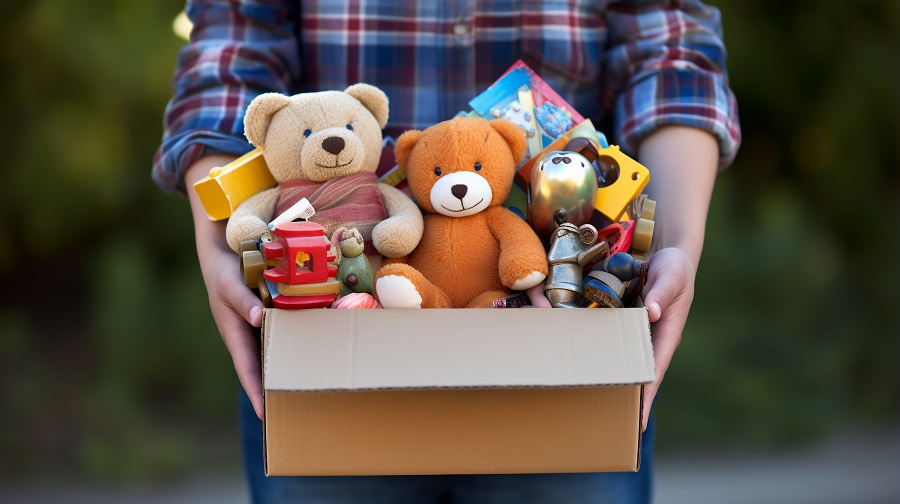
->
xmin=484 ymin=207 xmax=549 ymax=290
xmin=372 ymin=183 xmax=425 ymax=258
xmin=381 ymin=255 xmax=409 ymax=267
xmin=225 ymin=188 xmax=279 ymax=252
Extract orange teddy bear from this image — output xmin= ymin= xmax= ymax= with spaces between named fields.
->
xmin=374 ymin=117 xmax=549 ymax=308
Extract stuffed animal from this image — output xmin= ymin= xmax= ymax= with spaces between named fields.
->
xmin=225 ymin=84 xmax=423 ymax=261
xmin=374 ymin=117 xmax=548 ymax=308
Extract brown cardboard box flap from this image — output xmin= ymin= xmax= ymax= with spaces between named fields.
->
xmin=263 ymin=308 xmax=655 ymax=392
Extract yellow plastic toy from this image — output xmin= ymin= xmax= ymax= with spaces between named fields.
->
xmin=192 ymin=148 xmax=277 ymax=221
xmin=593 ymin=145 xmax=650 ymax=222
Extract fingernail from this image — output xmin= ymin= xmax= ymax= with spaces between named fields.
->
xmin=649 ymin=302 xmax=661 ymax=321
xmin=250 ymin=306 xmax=261 ymax=326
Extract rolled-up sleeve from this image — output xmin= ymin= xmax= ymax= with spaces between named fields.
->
xmin=603 ymin=0 xmax=741 ymax=169
xmin=152 ymin=0 xmax=300 ymax=194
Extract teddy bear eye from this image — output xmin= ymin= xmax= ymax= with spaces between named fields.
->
xmin=303 ymin=129 xmax=312 ymax=137
xmin=474 ymin=162 xmax=482 ymax=171
xmin=346 ymin=124 xmax=353 ymax=131
xmin=434 ymin=167 xmax=442 ymax=176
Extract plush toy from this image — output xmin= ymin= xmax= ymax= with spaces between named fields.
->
xmin=374 ymin=117 xmax=549 ymax=308
xmin=225 ymin=84 xmax=423 ymax=260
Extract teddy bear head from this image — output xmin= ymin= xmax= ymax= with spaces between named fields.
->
xmin=243 ymin=84 xmax=389 ymax=183
xmin=395 ymin=117 xmax=526 ymax=217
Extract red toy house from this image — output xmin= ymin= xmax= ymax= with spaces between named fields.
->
xmin=262 ymin=222 xmax=339 ymax=309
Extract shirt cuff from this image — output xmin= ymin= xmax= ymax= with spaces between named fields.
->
xmin=152 ymin=130 xmax=254 ymax=195
xmin=614 ymin=69 xmax=742 ymax=171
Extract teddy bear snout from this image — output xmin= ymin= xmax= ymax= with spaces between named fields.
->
xmin=429 ymin=171 xmax=493 ymax=218
xmin=322 ymin=136 xmax=345 ymax=155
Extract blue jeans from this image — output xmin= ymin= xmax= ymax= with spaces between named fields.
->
xmin=239 ymin=387 xmax=654 ymax=503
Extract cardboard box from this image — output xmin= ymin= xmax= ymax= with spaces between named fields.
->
xmin=262 ymin=308 xmax=655 ymax=476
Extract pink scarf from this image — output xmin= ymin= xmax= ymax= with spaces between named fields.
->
xmin=274 ymin=173 xmax=387 ymax=255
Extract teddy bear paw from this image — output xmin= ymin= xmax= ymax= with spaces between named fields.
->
xmin=511 ymin=271 xmax=547 ymax=291
xmin=376 ymin=275 xmax=424 ymax=309
xmin=372 ymin=223 xmax=418 ymax=258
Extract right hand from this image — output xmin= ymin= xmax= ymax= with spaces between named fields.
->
xmin=186 ymin=155 xmax=266 ymax=420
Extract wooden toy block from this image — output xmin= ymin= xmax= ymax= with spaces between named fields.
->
xmin=276 ymin=278 xmax=341 ymax=296
xmin=239 ymin=239 xmax=258 ymax=255
xmin=259 ymin=280 xmax=274 ymax=308
xmin=192 ymin=148 xmax=276 ymax=221
xmin=622 ymin=196 xmax=655 ymax=223
xmin=241 ymin=250 xmax=266 ymax=287
xmin=641 ymin=199 xmax=656 ymax=220
xmin=632 ymin=218 xmax=654 ymax=253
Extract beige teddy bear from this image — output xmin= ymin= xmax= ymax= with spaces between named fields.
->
xmin=225 ymin=84 xmax=423 ymax=263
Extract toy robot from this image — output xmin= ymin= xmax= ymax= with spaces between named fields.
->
xmin=544 ymin=216 xmax=609 ymax=308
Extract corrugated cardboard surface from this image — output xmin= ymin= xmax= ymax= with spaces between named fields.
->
xmin=262 ymin=308 xmax=654 ymax=476
xmin=264 ymin=309 xmax=655 ymax=391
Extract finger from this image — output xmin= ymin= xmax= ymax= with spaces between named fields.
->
xmin=214 ymin=307 xmax=265 ymax=420
xmin=642 ymin=379 xmax=660 ymax=433
xmin=222 ymin=275 xmax=265 ymax=327
xmin=643 ymin=259 xmax=691 ymax=323
xmin=641 ymin=291 xmax=691 ymax=432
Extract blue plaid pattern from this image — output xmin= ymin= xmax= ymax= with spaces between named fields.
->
xmin=154 ymin=0 xmax=740 ymax=194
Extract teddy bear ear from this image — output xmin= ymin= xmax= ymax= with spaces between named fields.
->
xmin=394 ymin=129 xmax=424 ymax=170
xmin=244 ymin=93 xmax=292 ymax=147
xmin=345 ymin=84 xmax=389 ymax=129
xmin=489 ymin=118 xmax=528 ymax=165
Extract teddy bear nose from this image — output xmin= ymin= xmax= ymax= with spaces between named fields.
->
xmin=451 ymin=184 xmax=468 ymax=200
xmin=322 ymin=136 xmax=345 ymax=155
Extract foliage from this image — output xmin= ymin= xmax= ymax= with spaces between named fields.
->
xmin=655 ymin=0 xmax=900 ymax=448
xmin=0 ymin=0 xmax=238 ymax=482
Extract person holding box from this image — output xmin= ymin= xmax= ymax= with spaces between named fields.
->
xmin=154 ymin=1 xmax=740 ymax=502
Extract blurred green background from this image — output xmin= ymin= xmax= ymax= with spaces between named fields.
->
xmin=0 ymin=0 xmax=897 ymax=487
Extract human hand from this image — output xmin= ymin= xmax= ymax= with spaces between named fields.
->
xmin=640 ymin=247 xmax=696 ymax=432
xmin=635 ymin=125 xmax=719 ymax=432
xmin=186 ymin=155 xmax=266 ymax=420
xmin=198 ymin=235 xmax=266 ymax=419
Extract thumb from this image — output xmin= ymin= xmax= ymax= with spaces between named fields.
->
xmin=642 ymin=262 xmax=690 ymax=324
xmin=223 ymin=278 xmax=265 ymax=327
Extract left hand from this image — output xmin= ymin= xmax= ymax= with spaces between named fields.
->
xmin=640 ymin=246 xmax=696 ymax=432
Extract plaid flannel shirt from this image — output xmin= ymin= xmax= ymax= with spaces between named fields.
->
xmin=153 ymin=0 xmax=741 ymax=194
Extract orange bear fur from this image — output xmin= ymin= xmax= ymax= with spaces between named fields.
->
xmin=374 ymin=117 xmax=549 ymax=308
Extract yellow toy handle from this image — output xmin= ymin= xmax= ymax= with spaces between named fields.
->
xmin=192 ymin=148 xmax=276 ymax=221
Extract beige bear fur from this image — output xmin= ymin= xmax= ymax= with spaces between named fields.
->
xmin=225 ymin=84 xmax=423 ymax=260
